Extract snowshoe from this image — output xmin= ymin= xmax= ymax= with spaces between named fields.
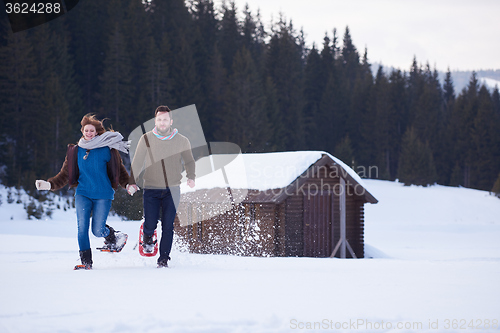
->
xmin=139 ymin=222 xmax=158 ymax=257
xmin=74 ymin=264 xmax=92 ymax=270
xmin=96 ymin=225 xmax=128 ymax=253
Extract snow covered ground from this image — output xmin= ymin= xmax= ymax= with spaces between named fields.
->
xmin=0 ymin=180 xmax=499 ymax=333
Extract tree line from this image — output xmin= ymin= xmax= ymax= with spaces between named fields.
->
xmin=0 ymin=0 xmax=499 ymax=194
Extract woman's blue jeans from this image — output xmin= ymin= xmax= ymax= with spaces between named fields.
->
xmin=75 ymin=195 xmax=112 ymax=251
xmin=143 ymin=187 xmax=180 ymax=262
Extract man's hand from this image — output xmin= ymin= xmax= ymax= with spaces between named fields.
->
xmin=187 ymin=179 xmax=195 ymax=188
xmin=126 ymin=184 xmax=139 ymax=196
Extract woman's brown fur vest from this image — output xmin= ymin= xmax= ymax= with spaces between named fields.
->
xmin=48 ymin=144 xmax=129 ymax=191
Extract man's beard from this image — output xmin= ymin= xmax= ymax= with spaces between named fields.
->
xmin=157 ymin=126 xmax=171 ymax=135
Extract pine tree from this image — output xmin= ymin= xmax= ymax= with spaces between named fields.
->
xmin=492 ymin=87 xmax=500 ymax=116
xmin=449 ymin=72 xmax=479 ymax=187
xmin=124 ymin=0 xmax=154 ymax=126
xmin=349 ymin=47 xmax=373 ymax=168
xmin=0 ymin=28 xmax=40 ymax=187
xmin=191 ymin=0 xmax=219 ymax=140
xmin=266 ymin=19 xmax=304 ymax=150
xmin=334 ymin=135 xmax=355 ymax=169
xmin=98 ymin=23 xmax=133 ymax=129
xmin=386 ymin=69 xmax=409 ymax=179
xmin=398 ymin=126 xmax=437 ymax=186
xmin=220 ymin=46 xmax=270 ymax=152
xmin=263 ymin=76 xmax=283 ymax=151
xmin=303 ymin=45 xmax=323 ymax=148
xmin=154 ymin=34 xmax=174 ymax=109
xmin=372 ymin=66 xmax=391 ymax=179
xmin=340 ymin=26 xmax=362 ymax=150
xmin=443 ymin=68 xmax=455 ymax=111
xmin=414 ymin=65 xmax=445 ymax=184
xmin=219 ymin=1 xmax=241 ymax=74
xmin=64 ymin=0 xmax=109 ymax=114
xmin=449 ymin=162 xmax=463 ymax=187
xmin=470 ymin=85 xmax=500 ymax=190
xmin=33 ymin=20 xmax=78 ymax=175
xmin=170 ymin=30 xmax=200 ymax=109
xmin=492 ymin=172 xmax=500 ymax=197
xmin=340 ymin=26 xmax=360 ymax=90
xmin=242 ymin=4 xmax=257 ymax=57
xmin=318 ymin=29 xmax=344 ymax=154
xmin=205 ymin=46 xmax=227 ymax=143
xmin=440 ymin=68 xmax=456 ymax=185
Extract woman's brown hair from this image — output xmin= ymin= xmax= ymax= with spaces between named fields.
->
xmin=80 ymin=114 xmax=106 ymax=136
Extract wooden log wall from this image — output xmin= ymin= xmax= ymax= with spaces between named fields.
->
xmin=174 ymin=162 xmax=368 ymax=258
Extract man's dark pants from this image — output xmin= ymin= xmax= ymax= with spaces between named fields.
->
xmin=143 ymin=186 xmax=180 ymax=262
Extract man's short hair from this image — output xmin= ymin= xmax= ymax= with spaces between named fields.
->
xmin=155 ymin=105 xmax=172 ymax=119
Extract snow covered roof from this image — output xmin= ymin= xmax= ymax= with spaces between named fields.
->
xmin=180 ymin=151 xmax=377 ymax=204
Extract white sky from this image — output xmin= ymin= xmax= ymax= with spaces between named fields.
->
xmin=223 ymin=0 xmax=500 ymax=72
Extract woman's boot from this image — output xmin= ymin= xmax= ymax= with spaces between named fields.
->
xmin=74 ymin=249 xmax=92 ymax=270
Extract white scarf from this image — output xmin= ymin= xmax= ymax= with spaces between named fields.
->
xmin=78 ymin=131 xmax=130 ymax=154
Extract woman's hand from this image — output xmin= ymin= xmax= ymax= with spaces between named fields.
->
xmin=35 ymin=180 xmax=51 ymax=190
xmin=126 ymin=184 xmax=139 ymax=196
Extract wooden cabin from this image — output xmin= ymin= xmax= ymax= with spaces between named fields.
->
xmin=174 ymin=151 xmax=378 ymax=258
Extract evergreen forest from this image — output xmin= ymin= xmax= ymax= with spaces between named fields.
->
xmin=1 ymin=0 xmax=499 ymax=195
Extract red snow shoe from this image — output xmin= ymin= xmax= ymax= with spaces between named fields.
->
xmin=139 ymin=223 xmax=158 ymax=257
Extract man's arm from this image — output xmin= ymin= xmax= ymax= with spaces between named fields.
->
xmin=181 ymin=139 xmax=196 ymax=188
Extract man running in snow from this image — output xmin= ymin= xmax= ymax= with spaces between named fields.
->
xmin=127 ymin=105 xmax=195 ymax=267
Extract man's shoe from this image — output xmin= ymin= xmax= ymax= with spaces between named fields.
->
xmin=157 ymin=257 xmax=170 ymax=268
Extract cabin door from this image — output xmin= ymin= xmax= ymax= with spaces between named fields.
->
xmin=303 ymin=191 xmax=334 ymax=257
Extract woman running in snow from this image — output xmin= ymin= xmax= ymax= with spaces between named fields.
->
xmin=35 ymin=114 xmax=133 ymax=270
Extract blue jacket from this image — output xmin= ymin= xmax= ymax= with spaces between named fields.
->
xmin=48 ymin=144 xmax=129 ymax=191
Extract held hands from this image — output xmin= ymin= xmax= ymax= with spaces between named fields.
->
xmin=35 ymin=180 xmax=51 ymax=191
xmin=187 ymin=179 xmax=195 ymax=188
xmin=126 ymin=184 xmax=139 ymax=196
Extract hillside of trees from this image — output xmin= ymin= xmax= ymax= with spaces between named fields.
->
xmin=1 ymin=0 xmax=499 ymax=194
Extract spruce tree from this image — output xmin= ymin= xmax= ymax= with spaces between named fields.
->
xmin=340 ymin=26 xmax=360 ymax=90
xmin=374 ymin=66 xmax=392 ymax=179
xmin=449 ymin=72 xmax=479 ymax=188
xmin=124 ymin=0 xmax=154 ymax=126
xmin=263 ymin=76 xmax=283 ymax=152
xmin=398 ymin=127 xmax=437 ymax=186
xmin=386 ymin=69 xmax=409 ymax=179
xmin=350 ymin=47 xmax=373 ymax=169
xmin=334 ymin=135 xmax=356 ymax=169
xmin=206 ymin=46 xmax=227 ymax=143
xmin=470 ymin=85 xmax=500 ymax=190
xmin=221 ymin=46 xmax=270 ymax=152
xmin=64 ymin=0 xmax=108 ymax=114
xmin=492 ymin=172 xmax=500 ymax=198
xmin=0 ymin=29 xmax=40 ymax=187
xmin=440 ymin=68 xmax=456 ymax=185
xmin=340 ymin=26 xmax=361 ymax=150
xmin=443 ymin=68 xmax=455 ymax=110
xmin=98 ymin=23 xmax=133 ymax=129
xmin=303 ymin=46 xmax=323 ymax=148
xmin=218 ymin=1 xmax=241 ymax=74
xmin=191 ymin=0 xmax=218 ymax=135
xmin=33 ymin=21 xmax=78 ymax=175
xmin=266 ymin=19 xmax=304 ymax=151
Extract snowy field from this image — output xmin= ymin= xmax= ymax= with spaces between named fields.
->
xmin=0 ymin=180 xmax=499 ymax=333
